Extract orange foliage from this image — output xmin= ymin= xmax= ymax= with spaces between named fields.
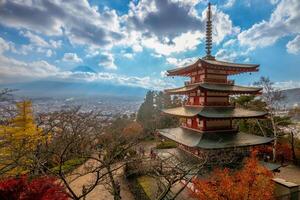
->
xmin=276 ymin=143 xmax=292 ymax=161
xmin=123 ymin=121 xmax=143 ymax=138
xmin=191 ymin=152 xmax=274 ymax=200
xmin=255 ymin=143 xmax=292 ymax=161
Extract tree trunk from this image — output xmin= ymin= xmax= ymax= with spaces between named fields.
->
xmin=290 ymin=131 xmax=298 ymax=165
xmin=107 ymin=165 xmax=121 ymax=200
xmin=271 ymin=116 xmax=277 ymax=162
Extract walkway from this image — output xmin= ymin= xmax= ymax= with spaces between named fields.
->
xmin=275 ymin=164 xmax=300 ymax=185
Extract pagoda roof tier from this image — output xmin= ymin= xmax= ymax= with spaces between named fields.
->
xmin=162 ymin=106 xmax=267 ymax=119
xmin=165 ymin=83 xmax=261 ymax=95
xmin=158 ymin=127 xmax=273 ymax=149
xmin=167 ymin=58 xmax=259 ymax=76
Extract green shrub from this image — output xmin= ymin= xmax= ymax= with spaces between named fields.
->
xmin=137 ymin=176 xmax=158 ymax=200
xmin=156 ymin=140 xmax=177 ymax=149
xmin=127 ymin=176 xmax=151 ymax=200
xmin=51 ymin=158 xmax=85 ymax=174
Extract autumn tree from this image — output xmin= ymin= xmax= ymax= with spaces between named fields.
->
xmin=0 ymin=175 xmax=68 ymax=200
xmin=254 ymin=77 xmax=289 ymax=161
xmin=35 ymin=108 xmax=143 ymax=200
xmin=192 ymin=152 xmax=274 ymax=200
xmin=97 ymin=119 xmax=143 ymax=200
xmin=0 ymin=101 xmax=48 ymax=176
xmin=232 ymin=77 xmax=292 ymax=161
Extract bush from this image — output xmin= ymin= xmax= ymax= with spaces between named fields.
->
xmin=156 ymin=140 xmax=177 ymax=149
xmin=137 ymin=176 xmax=157 ymax=199
xmin=51 ymin=158 xmax=85 ymax=174
xmin=0 ymin=175 xmax=68 ymax=200
xmin=127 ymin=176 xmax=151 ymax=200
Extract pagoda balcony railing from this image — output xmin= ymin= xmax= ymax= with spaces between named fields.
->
xmin=228 ymin=80 xmax=235 ymax=85
xmin=181 ymin=124 xmax=237 ymax=132
xmin=185 ymin=102 xmax=231 ymax=106
xmin=185 ymin=79 xmax=235 ymax=85
xmin=203 ymin=78 xmax=235 ymax=85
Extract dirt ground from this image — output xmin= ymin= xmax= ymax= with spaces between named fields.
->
xmin=67 ymin=140 xmax=158 ymax=200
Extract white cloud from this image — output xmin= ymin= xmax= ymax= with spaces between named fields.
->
xmin=223 ymin=39 xmax=236 ymax=47
xmin=207 ymin=6 xmax=240 ymax=44
xmin=215 ymin=49 xmax=238 ymax=61
xmin=222 ymin=0 xmax=236 ymax=8
xmin=269 ymin=0 xmax=280 ymax=4
xmin=0 ymin=37 xmax=11 ymax=53
xmin=151 ymin=53 xmax=163 ymax=58
xmin=124 ymin=0 xmax=239 ymax=55
xmin=46 ymin=49 xmax=53 ymax=57
xmin=123 ymin=53 xmax=134 ymax=59
xmin=273 ymin=80 xmax=300 ymax=90
xmin=60 ymin=71 xmax=173 ymax=90
xmin=0 ymin=0 xmax=124 ymax=48
xmin=166 ymin=56 xmax=197 ymax=66
xmin=62 ymin=53 xmax=83 ymax=63
xmin=0 ymin=0 xmax=240 ymax=60
xmin=286 ymin=35 xmax=300 ymax=54
xmin=0 ymin=38 xmax=171 ymax=90
xmin=142 ymin=31 xmax=203 ymax=56
xmin=21 ymin=31 xmax=49 ymax=47
xmin=0 ymin=55 xmax=59 ymax=82
xmin=98 ymin=52 xmax=117 ymax=70
xmin=238 ymin=0 xmax=300 ymax=50
xmin=49 ymin=39 xmax=62 ymax=48
xmin=160 ymin=70 xmax=167 ymax=77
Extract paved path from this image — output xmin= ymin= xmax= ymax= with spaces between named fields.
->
xmin=275 ymin=164 xmax=300 ymax=185
xmin=67 ymin=140 xmax=158 ymax=200
xmin=67 ymin=160 xmax=134 ymax=200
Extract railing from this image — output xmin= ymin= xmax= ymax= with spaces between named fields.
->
xmin=184 ymin=81 xmax=190 ymax=86
xmin=203 ymin=78 xmax=235 ymax=85
xmin=181 ymin=124 xmax=237 ymax=132
xmin=185 ymin=78 xmax=235 ymax=85
xmin=185 ymin=102 xmax=232 ymax=106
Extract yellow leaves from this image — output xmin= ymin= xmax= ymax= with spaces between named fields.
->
xmin=0 ymin=101 xmax=47 ymax=176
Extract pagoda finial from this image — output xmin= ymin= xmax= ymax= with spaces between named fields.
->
xmin=203 ymin=2 xmax=215 ymax=60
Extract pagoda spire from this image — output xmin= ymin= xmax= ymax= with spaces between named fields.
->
xmin=203 ymin=2 xmax=215 ymax=60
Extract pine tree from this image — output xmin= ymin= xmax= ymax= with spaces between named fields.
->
xmin=137 ymin=91 xmax=156 ymax=133
xmin=0 ymin=101 xmax=48 ymax=176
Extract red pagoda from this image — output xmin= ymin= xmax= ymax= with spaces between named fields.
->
xmin=158 ymin=3 xmax=273 ymax=166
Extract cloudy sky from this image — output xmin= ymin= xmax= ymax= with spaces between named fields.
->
xmin=0 ymin=0 xmax=299 ymax=90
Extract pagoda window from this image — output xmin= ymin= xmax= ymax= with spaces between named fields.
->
xmin=199 ymin=97 xmax=205 ymax=105
xmin=194 ymin=97 xmax=200 ymax=105
xmin=192 ymin=118 xmax=198 ymax=129
xmin=197 ymin=89 xmax=201 ymax=96
xmin=189 ymin=97 xmax=194 ymax=104
xmin=206 ymin=119 xmax=231 ymax=130
xmin=197 ymin=118 xmax=203 ymax=129
xmin=187 ymin=118 xmax=192 ymax=127
xmin=190 ymin=92 xmax=196 ymax=97
xmin=191 ymin=76 xmax=196 ymax=83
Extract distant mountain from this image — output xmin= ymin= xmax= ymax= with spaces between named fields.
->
xmin=281 ymin=88 xmax=300 ymax=107
xmin=71 ymin=65 xmax=97 ymax=73
xmin=0 ymin=80 xmax=148 ymax=98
